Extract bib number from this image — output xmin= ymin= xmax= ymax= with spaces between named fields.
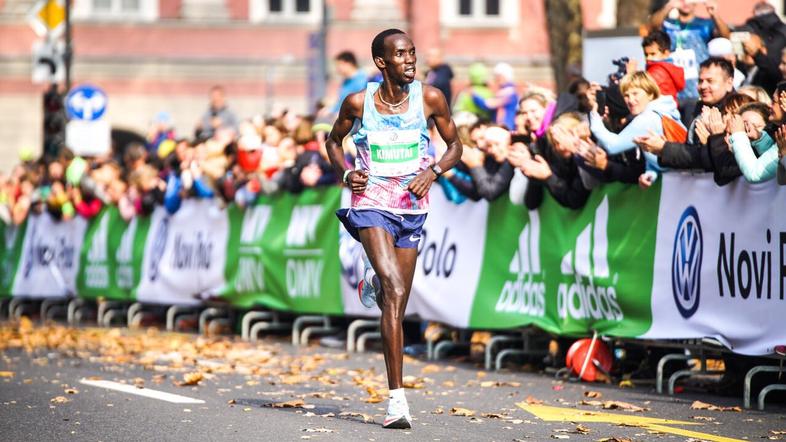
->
xmin=671 ymin=48 xmax=698 ymax=81
xmin=367 ymin=129 xmax=421 ymax=177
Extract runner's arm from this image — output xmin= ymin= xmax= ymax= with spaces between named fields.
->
xmin=425 ymin=85 xmax=463 ymax=174
xmin=326 ymin=93 xmax=364 ymax=182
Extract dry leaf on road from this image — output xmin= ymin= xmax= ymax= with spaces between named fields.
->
xmin=450 ymin=407 xmax=476 ymax=417
xmin=338 ymin=411 xmax=373 ymax=423
xmin=272 ymin=399 xmax=305 ymax=408
xmin=525 ymin=395 xmax=544 ymax=405
xmin=690 ymin=400 xmax=741 ymax=412
xmin=584 ymin=390 xmax=602 ymax=398
xmin=50 ymin=396 xmax=69 ymax=404
xmin=0 ymin=371 xmax=14 ymax=378
xmin=177 ymin=372 xmax=203 ymax=386
xmin=602 ymin=401 xmax=647 ymax=412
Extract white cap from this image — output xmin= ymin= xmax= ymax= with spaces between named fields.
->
xmin=707 ymin=38 xmax=733 ymax=57
xmin=493 ymin=62 xmax=514 ymax=82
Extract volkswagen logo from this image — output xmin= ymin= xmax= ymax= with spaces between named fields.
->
xmin=671 ymin=206 xmax=703 ymax=319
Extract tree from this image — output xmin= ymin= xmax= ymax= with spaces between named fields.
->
xmin=544 ymin=0 xmax=583 ymax=93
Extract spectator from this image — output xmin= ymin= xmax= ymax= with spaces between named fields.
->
xmin=649 ymin=0 xmax=731 ymax=106
xmin=458 ymin=125 xmax=514 ymax=202
xmin=453 ymin=63 xmax=494 ymax=121
xmin=518 ymin=92 xmax=556 ymax=148
xmin=739 ymin=1 xmax=786 ymax=95
xmin=472 ymin=63 xmax=519 ymax=130
xmin=727 ymin=102 xmax=778 ymax=183
xmin=197 ymin=86 xmax=238 ymax=140
xmin=707 ymin=38 xmax=745 ymax=88
xmin=514 ymin=112 xmax=591 ymax=209
xmin=637 ymin=57 xmax=735 ymax=172
xmin=776 ymin=124 xmax=786 ymax=184
xmin=146 ymin=111 xmax=175 ymax=155
xmin=738 ymin=85 xmax=772 ymax=106
xmin=642 ymin=30 xmax=686 ymax=103
xmin=588 ymin=71 xmax=684 ymax=184
xmin=329 ymin=51 xmax=367 ymax=115
xmin=424 ymin=48 xmax=454 ymax=107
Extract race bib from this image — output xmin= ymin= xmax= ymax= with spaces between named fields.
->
xmin=671 ymin=48 xmax=698 ymax=81
xmin=367 ymin=129 xmax=421 ymax=177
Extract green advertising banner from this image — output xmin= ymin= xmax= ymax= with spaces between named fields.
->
xmin=221 ymin=187 xmax=344 ymax=314
xmin=76 ymin=207 xmax=150 ymax=301
xmin=0 ymin=220 xmax=27 ymax=298
xmin=469 ymin=182 xmax=661 ymax=337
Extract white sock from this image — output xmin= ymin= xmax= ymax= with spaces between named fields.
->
xmin=389 ymin=388 xmax=406 ymax=402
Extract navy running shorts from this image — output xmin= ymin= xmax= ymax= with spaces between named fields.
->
xmin=336 ymin=208 xmax=427 ymax=249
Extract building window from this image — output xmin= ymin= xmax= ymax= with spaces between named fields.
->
xmin=73 ymin=0 xmax=158 ymax=21
xmin=250 ymin=0 xmax=321 ymax=23
xmin=441 ymin=0 xmax=517 ymax=27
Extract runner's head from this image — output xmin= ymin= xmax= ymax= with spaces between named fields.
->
xmin=371 ymin=29 xmax=416 ymax=84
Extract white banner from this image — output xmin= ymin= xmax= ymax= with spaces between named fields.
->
xmin=339 ymin=190 xmax=489 ymax=326
xmin=644 ymin=173 xmax=786 ymax=355
xmin=136 ymin=200 xmax=229 ymax=306
xmin=13 ymin=212 xmax=87 ymax=298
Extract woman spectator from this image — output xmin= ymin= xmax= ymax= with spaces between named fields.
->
xmin=589 ymin=71 xmax=684 ymax=187
xmin=514 ymin=112 xmax=591 ymax=210
xmin=727 ymin=102 xmax=778 ymax=183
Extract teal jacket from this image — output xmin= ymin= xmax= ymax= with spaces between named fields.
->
xmin=729 ymin=131 xmax=777 ymax=183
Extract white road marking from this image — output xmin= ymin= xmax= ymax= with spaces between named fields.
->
xmin=79 ymin=379 xmax=205 ymax=404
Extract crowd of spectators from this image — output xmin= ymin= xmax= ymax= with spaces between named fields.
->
xmin=2 ymin=0 xmax=786 ymax=227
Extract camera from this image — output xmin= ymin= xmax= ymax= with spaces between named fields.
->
xmin=609 ymin=57 xmax=630 ymax=83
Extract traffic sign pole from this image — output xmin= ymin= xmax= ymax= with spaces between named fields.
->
xmin=64 ymin=0 xmax=72 ymax=91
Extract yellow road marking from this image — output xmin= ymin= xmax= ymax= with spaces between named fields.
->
xmin=517 ymin=403 xmax=744 ymax=442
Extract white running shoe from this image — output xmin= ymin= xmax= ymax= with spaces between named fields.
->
xmin=357 ymin=256 xmax=381 ymax=309
xmin=382 ymin=397 xmax=412 ymax=429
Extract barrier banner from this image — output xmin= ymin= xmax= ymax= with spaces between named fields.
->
xmin=0 ymin=220 xmax=26 ymax=298
xmin=643 ymin=174 xmax=786 ymax=355
xmin=2 ymin=174 xmax=784 ymax=355
xmin=76 ymin=207 xmax=150 ymax=301
xmin=221 ymin=187 xmax=343 ymax=314
xmin=12 ymin=212 xmax=87 ymax=298
xmin=136 ymin=200 xmax=229 ymax=306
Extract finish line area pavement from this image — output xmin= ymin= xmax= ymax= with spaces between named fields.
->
xmin=0 ymin=323 xmax=784 ymax=442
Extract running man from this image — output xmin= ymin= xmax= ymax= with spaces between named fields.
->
xmin=326 ymin=29 xmax=462 ymax=429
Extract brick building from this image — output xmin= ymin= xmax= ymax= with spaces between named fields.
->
xmin=0 ymin=0 xmax=778 ymax=172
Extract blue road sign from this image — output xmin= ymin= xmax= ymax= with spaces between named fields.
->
xmin=65 ymin=84 xmax=107 ymax=121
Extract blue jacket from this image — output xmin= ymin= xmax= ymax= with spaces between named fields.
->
xmin=590 ymin=95 xmax=684 ymax=173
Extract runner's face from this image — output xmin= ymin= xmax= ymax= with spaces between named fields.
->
xmin=383 ymin=35 xmax=417 ymax=84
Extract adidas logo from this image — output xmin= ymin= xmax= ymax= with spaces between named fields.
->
xmin=494 ymin=210 xmax=546 ymax=317
xmin=557 ymin=197 xmax=623 ymax=321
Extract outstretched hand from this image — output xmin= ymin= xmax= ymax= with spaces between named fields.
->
xmin=634 ymin=130 xmax=667 ymax=156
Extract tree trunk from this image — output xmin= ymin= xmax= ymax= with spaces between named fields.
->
xmin=616 ymin=0 xmax=653 ymax=29
xmin=544 ymin=0 xmax=583 ymax=93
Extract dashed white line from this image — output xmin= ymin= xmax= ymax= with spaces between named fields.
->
xmin=79 ymin=379 xmax=205 ymax=404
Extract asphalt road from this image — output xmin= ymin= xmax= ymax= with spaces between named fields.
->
xmin=0 ymin=324 xmax=784 ymax=442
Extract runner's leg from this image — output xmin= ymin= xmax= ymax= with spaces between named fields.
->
xmin=358 ymin=227 xmax=409 ymax=390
